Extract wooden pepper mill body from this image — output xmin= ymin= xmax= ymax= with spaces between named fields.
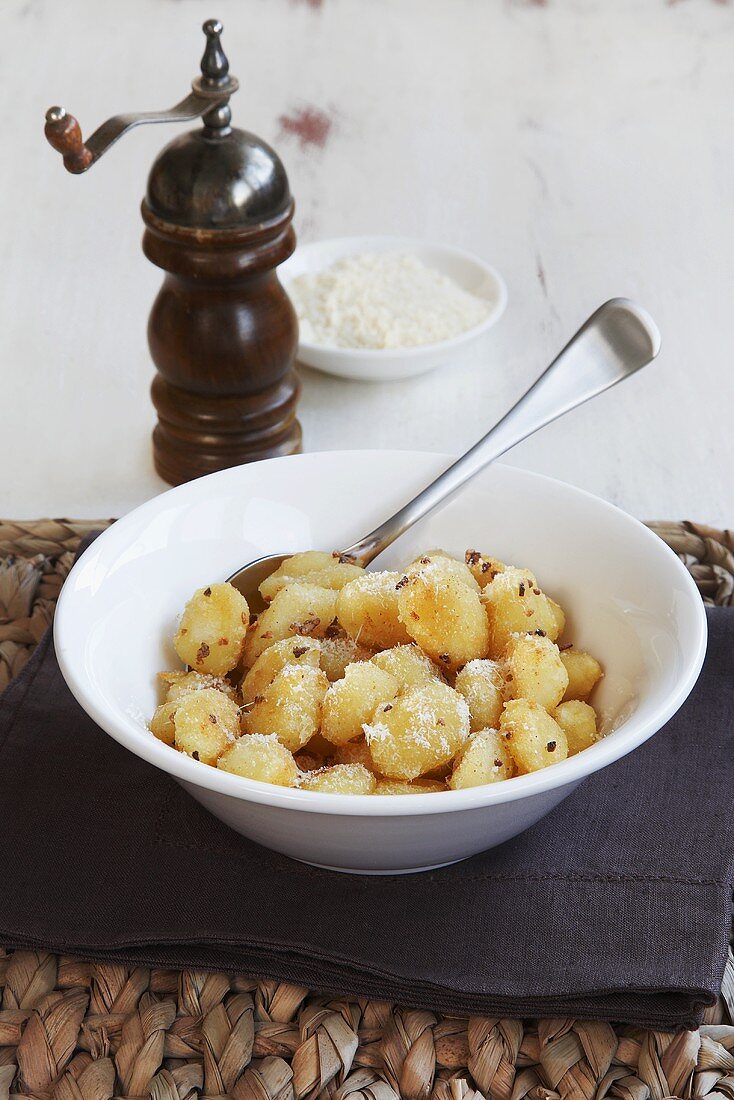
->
xmin=44 ymin=20 xmax=302 ymax=486
xmin=143 ymin=196 xmax=301 ymax=485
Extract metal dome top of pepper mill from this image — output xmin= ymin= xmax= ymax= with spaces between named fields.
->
xmin=44 ymin=20 xmax=301 ymax=486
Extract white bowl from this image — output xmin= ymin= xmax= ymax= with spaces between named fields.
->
xmin=54 ymin=451 xmax=706 ymax=874
xmin=279 ymin=236 xmax=507 ymax=381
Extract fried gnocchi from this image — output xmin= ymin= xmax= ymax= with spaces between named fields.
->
xmin=321 ymin=663 xmax=399 ymax=746
xmin=560 ymin=648 xmax=603 ymax=701
xmin=174 ymin=583 xmax=250 ymax=677
xmin=242 ymin=663 xmax=328 ymax=752
xmin=218 ymin=734 xmax=299 ymax=787
xmin=152 ymin=546 xmax=604 ymax=793
xmin=454 ymin=659 xmax=505 ymax=732
xmin=449 ymin=729 xmax=516 ymax=789
xmin=172 ymin=688 xmax=240 ymax=765
xmin=553 ymin=699 xmax=598 ymax=755
xmin=258 ymin=551 xmax=364 ymax=604
xmin=370 ymin=644 xmax=441 ymax=692
xmin=396 ymin=555 xmax=490 ymax=672
xmin=505 ymin=633 xmax=568 ymax=711
xmin=364 ymin=680 xmax=470 ymax=780
xmin=336 ymin=571 xmax=411 ymax=648
xmin=242 ymin=582 xmax=338 ymax=667
xmin=299 ymin=763 xmax=376 ymax=794
xmin=482 ymin=567 xmax=561 ymax=658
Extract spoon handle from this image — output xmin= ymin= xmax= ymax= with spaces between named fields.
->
xmin=340 ymin=297 xmax=661 ymax=567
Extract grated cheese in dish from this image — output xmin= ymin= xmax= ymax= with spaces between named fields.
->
xmin=290 ymin=251 xmax=492 ymax=350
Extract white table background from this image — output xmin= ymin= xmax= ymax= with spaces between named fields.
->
xmin=3 ymin=0 xmax=732 ymax=524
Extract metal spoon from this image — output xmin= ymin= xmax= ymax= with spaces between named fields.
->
xmin=229 ymin=298 xmax=661 ymax=610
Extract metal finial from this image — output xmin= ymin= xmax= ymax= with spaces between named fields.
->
xmin=201 ymin=19 xmax=229 ymax=85
xmin=46 ymin=106 xmax=67 ymax=124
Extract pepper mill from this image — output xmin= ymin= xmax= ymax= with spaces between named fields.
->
xmin=44 ymin=20 xmax=301 ymax=486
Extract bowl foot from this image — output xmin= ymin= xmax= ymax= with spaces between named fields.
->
xmin=297 ymin=856 xmax=467 ymax=875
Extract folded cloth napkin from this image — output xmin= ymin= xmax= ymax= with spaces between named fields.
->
xmin=0 ymin=590 xmax=732 ymax=1030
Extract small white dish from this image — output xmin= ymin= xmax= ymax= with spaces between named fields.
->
xmin=279 ymin=236 xmax=507 ymax=382
xmin=53 ymin=451 xmax=707 ymax=874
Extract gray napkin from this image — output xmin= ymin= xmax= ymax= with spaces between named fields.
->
xmin=0 ymin=601 xmax=732 ymax=1030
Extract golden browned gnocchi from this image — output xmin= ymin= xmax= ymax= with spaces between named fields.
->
xmin=505 ymin=633 xmax=569 ymax=711
xmin=172 ymin=688 xmax=240 ymax=765
xmin=336 ymin=571 xmax=411 ymax=648
xmin=321 ymin=663 xmax=399 ymax=746
xmin=299 ymin=763 xmax=376 ymax=794
xmin=396 ymin=556 xmax=490 ymax=672
xmin=406 ymin=551 xmax=480 ymax=591
xmin=174 ymin=583 xmax=250 ymax=677
xmin=364 ymin=680 xmax=470 ymax=780
xmin=242 ymin=582 xmax=338 ymax=667
xmin=241 ymin=635 xmax=321 ymax=704
xmin=560 ymin=648 xmax=603 ymax=701
xmin=553 ymin=699 xmax=598 ymax=754
xmin=242 ymin=663 xmax=328 ymax=751
xmin=152 ymin=669 xmax=238 ymax=744
xmin=152 ymin=547 xmax=604 ymax=793
xmin=318 ymin=628 xmax=374 ymax=681
xmin=500 ymin=699 xmax=569 ymax=773
xmin=370 ymin=644 xmax=441 ymax=692
xmin=449 ymin=729 xmax=516 ymax=789
xmin=482 ymin=568 xmax=562 ymax=658
xmin=454 ymin=659 xmax=505 ymax=732
xmin=464 ymin=549 xmax=505 ymax=587
xmin=150 ymin=699 xmax=178 ymax=745
xmin=218 ymin=734 xmax=299 ymax=787
xmin=374 ymin=778 xmax=446 ymax=794
xmin=160 ymin=669 xmax=237 ymax=700
xmin=258 ymin=550 xmax=364 ymax=603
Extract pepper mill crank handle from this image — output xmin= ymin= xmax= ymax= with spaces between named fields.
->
xmin=44 ymin=19 xmax=239 ymax=173
xmin=44 ymin=89 xmax=234 ymax=175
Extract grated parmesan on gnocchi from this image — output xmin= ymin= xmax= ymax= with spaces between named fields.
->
xmin=150 ymin=549 xmax=604 ymax=794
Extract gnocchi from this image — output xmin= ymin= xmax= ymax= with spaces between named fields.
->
xmin=174 ymin=583 xmax=250 ymax=677
xmin=336 ymin=571 xmax=411 ymax=648
xmin=370 ymin=644 xmax=441 ymax=692
xmin=258 ymin=551 xmax=364 ymax=604
xmin=454 ymin=659 xmax=505 ymax=732
xmin=560 ymin=648 xmax=603 ymax=701
xmin=242 ymin=663 xmax=328 ymax=752
xmin=505 ymin=633 xmax=568 ymax=711
xmin=172 ymin=688 xmax=240 ymax=765
xmin=449 ymin=729 xmax=516 ymax=789
xmin=482 ymin=568 xmax=561 ymax=658
xmin=396 ymin=555 xmax=490 ymax=671
xmin=500 ymin=699 xmax=569 ymax=773
xmin=553 ymin=699 xmax=598 ymax=755
xmin=152 ymin=545 xmax=604 ymax=794
xmin=364 ymin=680 xmax=470 ymax=780
xmin=321 ymin=663 xmax=399 ymax=746
xmin=218 ymin=734 xmax=299 ymax=787
xmin=241 ymin=635 xmax=321 ymax=704
xmin=242 ymin=582 xmax=338 ymax=667
xmin=299 ymin=763 xmax=376 ymax=794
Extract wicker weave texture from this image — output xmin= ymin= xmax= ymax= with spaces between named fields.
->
xmin=1 ymin=517 xmax=733 ymax=1100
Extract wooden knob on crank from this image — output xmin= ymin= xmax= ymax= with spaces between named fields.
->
xmin=44 ymin=107 xmax=94 ymax=174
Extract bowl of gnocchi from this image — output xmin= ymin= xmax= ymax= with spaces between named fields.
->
xmin=54 ymin=451 xmax=707 ymax=873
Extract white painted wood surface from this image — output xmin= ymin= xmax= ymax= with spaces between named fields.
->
xmin=3 ymin=0 xmax=733 ymax=524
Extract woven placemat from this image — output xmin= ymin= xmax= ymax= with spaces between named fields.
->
xmin=1 ymin=517 xmax=733 ymax=1100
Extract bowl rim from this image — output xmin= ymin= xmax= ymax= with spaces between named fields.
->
xmin=54 ymin=451 xmax=708 ymax=818
xmin=280 ymin=235 xmax=508 ymax=359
